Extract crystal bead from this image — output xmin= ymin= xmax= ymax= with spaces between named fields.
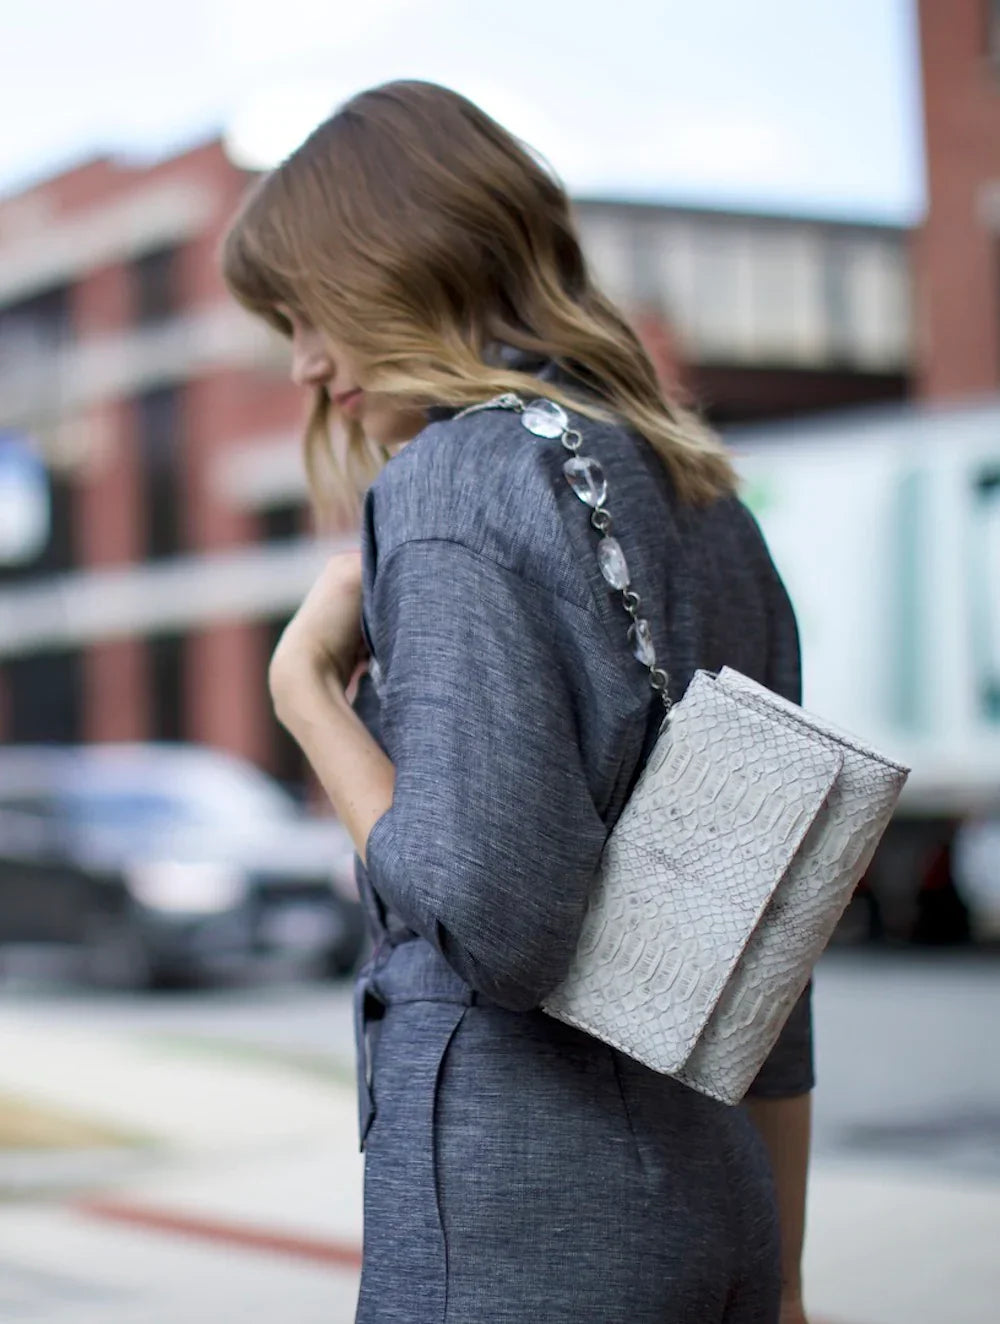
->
xmin=562 ymin=455 xmax=607 ymax=508
xmin=627 ymin=618 xmax=656 ymax=667
xmin=597 ymin=536 xmax=630 ymax=589
xmin=521 ymin=398 xmax=568 ymax=439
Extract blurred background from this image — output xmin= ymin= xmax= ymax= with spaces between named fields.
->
xmin=0 ymin=1 xmax=996 ymax=1321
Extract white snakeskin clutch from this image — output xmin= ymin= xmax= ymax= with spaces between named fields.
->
xmin=455 ymin=392 xmax=911 ymax=1105
xmin=540 ymin=666 xmax=909 ymax=1104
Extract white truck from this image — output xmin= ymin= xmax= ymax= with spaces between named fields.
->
xmin=726 ymin=397 xmax=1000 ymax=944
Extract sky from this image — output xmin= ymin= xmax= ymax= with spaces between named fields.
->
xmin=0 ymin=0 xmax=925 ymax=223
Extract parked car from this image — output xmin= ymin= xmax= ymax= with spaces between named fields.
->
xmin=953 ymin=815 xmax=1000 ymax=942
xmin=0 ymin=742 xmax=368 ymax=988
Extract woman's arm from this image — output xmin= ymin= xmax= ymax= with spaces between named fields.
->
xmin=276 ymin=673 xmax=394 ymax=870
xmin=344 ymin=538 xmax=611 ymax=1012
xmin=742 ymin=1091 xmax=812 ymax=1310
xmin=275 ymin=534 xmax=611 ymax=1013
xmin=740 ymin=977 xmax=814 ymax=1315
xmin=268 ymin=548 xmax=395 ymax=866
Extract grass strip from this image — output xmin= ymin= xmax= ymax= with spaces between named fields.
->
xmin=0 ymin=1092 xmax=153 ymax=1151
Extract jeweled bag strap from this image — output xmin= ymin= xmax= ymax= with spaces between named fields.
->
xmin=453 ymin=393 xmax=674 ymax=722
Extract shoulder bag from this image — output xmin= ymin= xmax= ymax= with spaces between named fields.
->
xmin=454 ymin=392 xmax=910 ymax=1105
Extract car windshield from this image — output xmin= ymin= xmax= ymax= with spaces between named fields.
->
xmin=57 ymin=774 xmax=298 ymax=832
xmin=58 ymin=790 xmax=211 ymax=830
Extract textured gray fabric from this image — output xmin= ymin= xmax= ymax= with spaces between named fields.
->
xmin=349 ymin=355 xmax=812 ymax=1322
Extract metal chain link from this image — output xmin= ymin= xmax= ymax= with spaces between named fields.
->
xmin=452 ymin=393 xmax=674 ymax=714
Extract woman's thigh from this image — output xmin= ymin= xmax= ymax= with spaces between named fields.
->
xmin=434 ymin=1004 xmax=739 ymax=1323
xmin=356 ymin=1000 xmax=779 ymax=1324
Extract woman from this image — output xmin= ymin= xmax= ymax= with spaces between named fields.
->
xmin=220 ymin=80 xmax=813 ymax=1324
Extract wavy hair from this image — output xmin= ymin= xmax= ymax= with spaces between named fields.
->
xmin=219 ymin=79 xmax=737 ymax=522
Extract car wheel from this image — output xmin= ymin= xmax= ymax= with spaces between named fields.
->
xmin=80 ymin=915 xmax=160 ymax=991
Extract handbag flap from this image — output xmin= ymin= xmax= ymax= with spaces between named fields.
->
xmin=717 ymin=666 xmax=910 ymax=774
xmin=542 ymin=670 xmax=843 ymax=1073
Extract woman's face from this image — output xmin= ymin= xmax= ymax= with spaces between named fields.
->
xmin=277 ymin=304 xmax=426 ymax=449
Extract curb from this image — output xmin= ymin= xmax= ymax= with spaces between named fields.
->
xmin=74 ymin=1195 xmax=363 ymax=1270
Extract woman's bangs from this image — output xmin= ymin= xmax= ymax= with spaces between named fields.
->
xmin=221 ymin=197 xmax=307 ymax=336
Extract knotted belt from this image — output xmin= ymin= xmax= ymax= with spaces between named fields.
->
xmin=352 ymin=936 xmax=483 ymax=1150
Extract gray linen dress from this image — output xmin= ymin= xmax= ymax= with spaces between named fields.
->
xmin=349 ymin=354 xmax=813 ymax=1323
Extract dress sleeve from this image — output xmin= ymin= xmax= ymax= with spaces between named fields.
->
xmin=362 ymin=537 xmax=611 ymax=1012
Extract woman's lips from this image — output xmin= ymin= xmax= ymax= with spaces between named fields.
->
xmin=334 ymin=388 xmax=364 ymax=416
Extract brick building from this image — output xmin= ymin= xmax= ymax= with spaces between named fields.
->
xmin=0 ymin=132 xmax=913 ymax=789
xmin=0 ymin=139 xmax=335 ymax=785
xmin=915 ymin=0 xmax=1000 ymax=398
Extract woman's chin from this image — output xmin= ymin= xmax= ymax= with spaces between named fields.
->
xmin=364 ymin=403 xmax=427 ymax=450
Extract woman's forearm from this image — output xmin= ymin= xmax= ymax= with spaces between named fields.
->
xmin=742 ymin=1091 xmax=812 ymax=1298
xmin=275 ymin=669 xmax=395 ymax=868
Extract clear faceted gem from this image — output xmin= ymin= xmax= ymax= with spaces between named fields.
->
xmin=597 ymin=536 xmax=630 ymax=589
xmin=521 ymin=398 xmax=568 ymax=439
xmin=627 ymin=618 xmax=656 ymax=667
xmin=562 ymin=455 xmax=607 ymax=508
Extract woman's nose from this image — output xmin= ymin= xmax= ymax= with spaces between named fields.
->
xmin=290 ymin=337 xmax=334 ymax=389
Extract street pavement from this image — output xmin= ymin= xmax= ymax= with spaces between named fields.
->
xmin=0 ymin=948 xmax=996 ymax=1323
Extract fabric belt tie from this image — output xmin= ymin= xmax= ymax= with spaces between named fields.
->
xmin=353 ymin=938 xmax=481 ymax=1151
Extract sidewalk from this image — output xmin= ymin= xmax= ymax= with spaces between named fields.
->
xmin=0 ymin=1200 xmax=357 ymax=1324
xmin=801 ymin=1160 xmax=1000 ymax=1324
xmin=0 ymin=1005 xmax=996 ymax=1324
xmin=0 ymin=1006 xmax=365 ymax=1321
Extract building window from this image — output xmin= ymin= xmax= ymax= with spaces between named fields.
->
xmin=986 ymin=0 xmax=1000 ymax=65
xmin=132 ymin=246 xmax=178 ymax=325
xmin=891 ymin=469 xmax=927 ymax=732
xmin=261 ymin=501 xmax=303 ymax=543
xmin=747 ymin=230 xmax=798 ymax=358
xmin=0 ymin=460 xmax=73 ymax=587
xmin=628 ymin=220 xmax=666 ymax=310
xmin=822 ymin=239 xmax=855 ymax=365
xmin=0 ymin=284 xmax=71 ymax=357
xmin=135 ymin=386 xmax=183 ymax=560
xmin=148 ymin=631 xmax=186 ymax=742
xmin=36 ymin=471 xmax=75 ymax=575
xmin=690 ymin=226 xmax=749 ymax=357
xmin=3 ymin=648 xmax=82 ymax=743
xmin=971 ymin=466 xmax=1000 ymax=722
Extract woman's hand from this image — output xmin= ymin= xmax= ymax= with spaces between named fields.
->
xmin=269 ymin=549 xmax=368 ymax=726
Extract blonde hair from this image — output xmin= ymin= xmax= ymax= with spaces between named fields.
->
xmin=219 ymin=79 xmax=737 ymax=523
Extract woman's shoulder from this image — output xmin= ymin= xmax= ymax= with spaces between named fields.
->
xmin=367 ymin=402 xmax=609 ymax=609
xmin=365 ymin=397 xmax=787 ymax=626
